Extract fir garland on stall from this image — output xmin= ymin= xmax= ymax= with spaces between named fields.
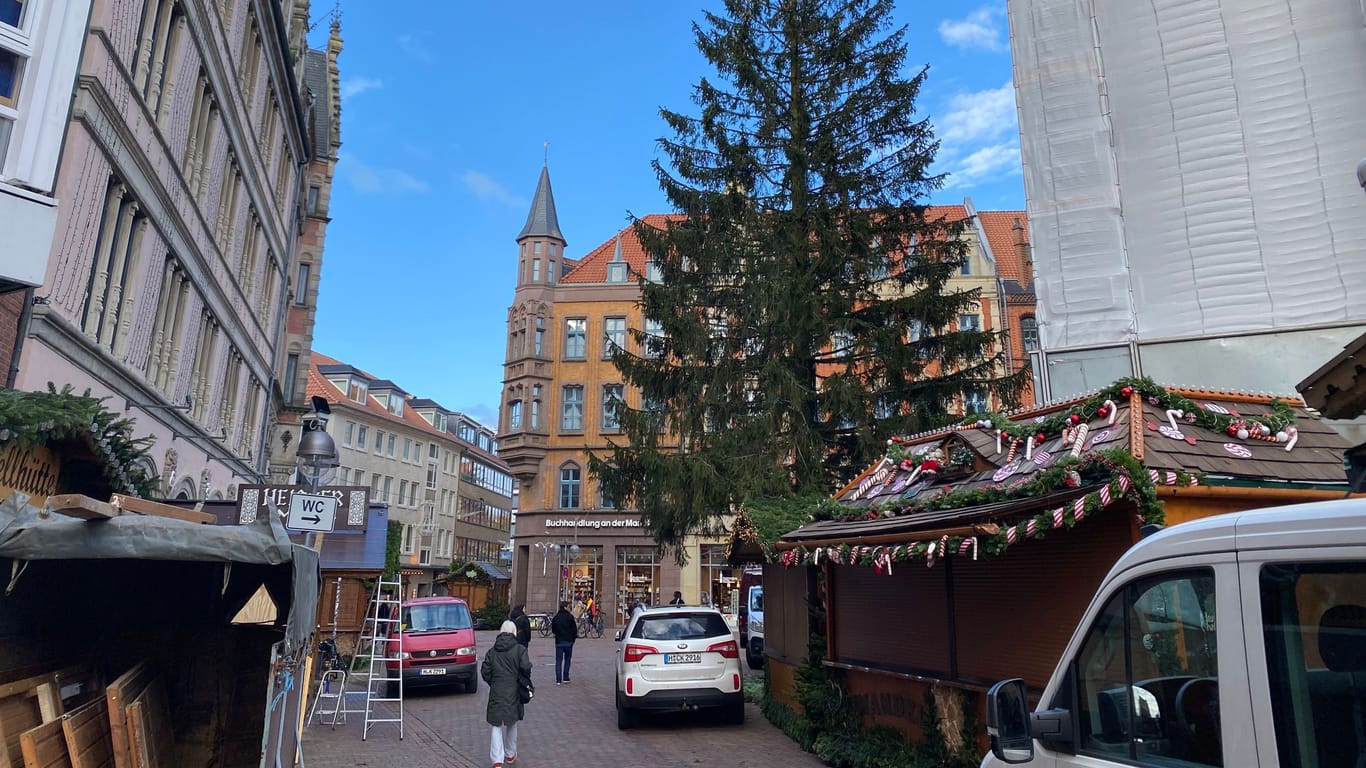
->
xmin=0 ymin=384 xmax=157 ymax=498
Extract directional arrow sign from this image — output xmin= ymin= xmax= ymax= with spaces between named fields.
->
xmin=286 ymin=492 xmax=337 ymax=532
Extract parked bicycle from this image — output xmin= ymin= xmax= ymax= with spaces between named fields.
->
xmin=577 ymin=611 xmax=604 ymax=639
xmin=530 ymin=613 xmax=552 ymax=638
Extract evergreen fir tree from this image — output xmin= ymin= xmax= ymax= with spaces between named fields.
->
xmin=591 ymin=0 xmax=1026 ymax=549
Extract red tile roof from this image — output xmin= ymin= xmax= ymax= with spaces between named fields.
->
xmin=977 ymin=210 xmax=1030 ymax=284
xmin=563 ymin=207 xmax=979 ymax=284
xmin=306 ymin=352 xmax=451 ymax=440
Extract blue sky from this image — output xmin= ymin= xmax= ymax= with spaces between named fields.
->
xmin=307 ymin=1 xmax=1024 ymax=427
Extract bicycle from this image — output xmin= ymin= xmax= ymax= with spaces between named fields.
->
xmin=531 ymin=613 xmax=552 ymax=638
xmin=576 ymin=612 xmax=604 ymax=639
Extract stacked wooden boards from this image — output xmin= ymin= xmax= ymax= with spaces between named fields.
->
xmin=0 ymin=662 xmax=173 ymax=768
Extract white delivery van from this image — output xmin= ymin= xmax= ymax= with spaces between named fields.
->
xmin=984 ymin=498 xmax=1366 ymax=768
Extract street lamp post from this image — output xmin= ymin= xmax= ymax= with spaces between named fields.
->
xmin=535 ymin=539 xmax=580 ymax=605
xmin=295 ymin=397 xmax=339 ymax=552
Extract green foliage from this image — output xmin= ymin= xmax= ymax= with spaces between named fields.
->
xmin=591 ymin=0 xmax=1025 ymax=551
xmin=447 ymin=558 xmax=492 ymax=585
xmin=744 ymin=494 xmax=834 ymax=544
xmin=383 ymin=520 xmax=402 ymax=580
xmin=0 ymin=384 xmax=157 ymax=498
xmin=762 ymin=698 xmax=819 ymax=752
xmin=742 ymin=673 xmax=767 ymax=704
xmin=475 ymin=595 xmax=510 ymax=629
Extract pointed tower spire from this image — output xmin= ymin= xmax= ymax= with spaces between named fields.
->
xmin=517 ymin=164 xmax=565 ymax=243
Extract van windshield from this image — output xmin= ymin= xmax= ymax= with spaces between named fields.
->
xmin=402 ymin=603 xmax=472 ymax=632
xmin=749 ymin=588 xmax=763 ymax=613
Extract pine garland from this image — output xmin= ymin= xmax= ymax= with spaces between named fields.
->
xmin=446 ymin=557 xmax=492 ymax=586
xmin=0 ymin=385 xmax=157 ymax=498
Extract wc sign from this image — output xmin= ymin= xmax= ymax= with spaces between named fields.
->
xmin=286 ymin=492 xmax=338 ymax=532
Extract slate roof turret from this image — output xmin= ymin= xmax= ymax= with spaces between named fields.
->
xmin=517 ymin=164 xmax=565 ymax=243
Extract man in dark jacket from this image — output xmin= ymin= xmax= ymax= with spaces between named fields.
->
xmin=482 ymin=620 xmax=532 ymax=768
xmin=550 ymin=600 xmax=577 ymax=685
xmin=509 ymin=604 xmax=532 ymax=649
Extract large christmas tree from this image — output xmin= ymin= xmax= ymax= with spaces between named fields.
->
xmin=592 ymin=0 xmax=1025 ymax=549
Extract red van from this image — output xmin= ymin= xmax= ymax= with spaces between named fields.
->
xmin=385 ymin=596 xmax=479 ymax=696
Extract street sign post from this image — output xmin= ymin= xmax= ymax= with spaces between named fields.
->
xmin=236 ymin=485 xmax=369 ymax=531
xmin=285 ymin=492 xmax=338 ymax=533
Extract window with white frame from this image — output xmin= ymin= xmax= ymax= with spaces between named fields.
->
xmin=559 ymin=465 xmax=581 ymax=509
xmin=355 ymin=424 xmax=367 ymax=447
xmin=603 ymin=316 xmax=626 ymax=357
xmin=959 ymin=313 xmax=980 ymax=331
xmin=644 ymin=319 xmax=665 ymax=358
xmin=294 ymin=263 xmax=309 ymax=305
xmin=602 ymin=384 xmax=622 ymax=432
xmin=561 ymin=385 xmax=584 ymax=431
xmin=1021 ymin=315 xmax=1039 ymax=352
xmin=646 ymin=260 xmax=662 ymax=283
xmin=564 ymin=318 xmax=586 ymax=359
xmin=608 ymin=260 xmax=627 ymax=283
xmin=508 ymin=399 xmax=522 ymax=429
xmin=373 ymin=430 xmax=384 ymax=454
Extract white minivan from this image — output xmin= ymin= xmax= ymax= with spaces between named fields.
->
xmin=984 ymin=498 xmax=1366 ymax=768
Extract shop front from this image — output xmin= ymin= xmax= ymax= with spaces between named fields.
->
xmin=510 ymin=510 xmax=731 ymax=626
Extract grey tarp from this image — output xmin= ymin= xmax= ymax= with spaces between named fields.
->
xmin=0 ymin=493 xmax=320 ymax=651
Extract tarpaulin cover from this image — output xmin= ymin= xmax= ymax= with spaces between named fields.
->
xmin=0 ymin=494 xmax=320 ymax=650
xmin=1010 ymin=0 xmax=1366 ymax=350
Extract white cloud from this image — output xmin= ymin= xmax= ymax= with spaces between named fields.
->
xmin=938 ymin=83 xmax=1016 ymax=146
xmin=340 ymin=76 xmax=383 ymax=100
xmin=397 ymin=34 xmax=433 ymax=62
xmin=339 ymin=153 xmax=429 ymax=195
xmin=938 ymin=7 xmax=1007 ymax=52
xmin=941 ymin=141 xmax=1022 ymax=188
xmin=463 ymin=171 xmax=525 ymax=207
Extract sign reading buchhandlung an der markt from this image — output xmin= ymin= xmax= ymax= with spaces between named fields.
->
xmin=235 ymin=485 xmax=369 ymax=532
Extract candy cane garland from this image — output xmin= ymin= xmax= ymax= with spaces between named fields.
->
xmin=876 ymin=552 xmax=893 ymax=575
xmin=1166 ymin=409 xmax=1184 ymax=432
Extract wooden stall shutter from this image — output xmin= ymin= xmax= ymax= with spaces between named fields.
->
xmin=762 ymin=564 xmax=809 ymax=664
xmin=952 ymin=507 xmax=1135 ymax=688
xmin=833 ymin=562 xmax=951 ymax=676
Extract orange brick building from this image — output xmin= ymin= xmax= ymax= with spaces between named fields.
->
xmin=499 ymin=165 xmax=1035 ymax=622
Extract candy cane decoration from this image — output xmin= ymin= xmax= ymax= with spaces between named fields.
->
xmin=1052 ymin=507 xmax=1065 ymax=528
xmin=876 ymin=551 xmax=893 ymax=575
xmin=1074 ymin=496 xmax=1087 ymax=521
xmin=1025 ymin=437 xmax=1034 ymax=462
xmin=1005 ymin=438 xmax=1019 ymax=464
xmin=1006 ymin=525 xmax=1018 ymax=544
xmin=996 ymin=429 xmax=1005 ymax=455
xmin=958 ymin=537 xmax=978 ymax=560
xmin=1166 ymin=409 xmax=1184 ymax=432
xmin=1104 ymin=399 xmax=1117 ymax=426
xmin=1284 ymin=427 xmax=1298 ymax=452
xmin=1070 ymin=424 xmax=1090 ymax=457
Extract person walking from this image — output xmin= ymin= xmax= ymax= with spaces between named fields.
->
xmin=669 ymin=590 xmax=685 ymax=606
xmin=508 ymin=603 xmax=531 ymax=649
xmin=550 ymin=600 xmax=577 ymax=685
xmin=482 ymin=620 xmax=532 ymax=768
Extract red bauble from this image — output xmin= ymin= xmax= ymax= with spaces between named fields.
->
xmin=1226 ymin=425 xmax=1238 ymax=436
xmin=1069 ymin=414 xmax=1081 ymax=424
xmin=1098 ymin=406 xmax=1109 ymax=417
xmin=1036 ymin=433 xmax=1047 ymax=443
xmin=1121 ymin=386 xmax=1134 ymax=397
xmin=920 ymin=459 xmax=941 ymax=472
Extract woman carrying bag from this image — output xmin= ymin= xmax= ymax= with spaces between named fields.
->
xmin=482 ymin=620 xmax=533 ymax=767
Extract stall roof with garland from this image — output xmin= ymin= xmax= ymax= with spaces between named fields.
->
xmin=773 ymin=378 xmax=1351 ymax=570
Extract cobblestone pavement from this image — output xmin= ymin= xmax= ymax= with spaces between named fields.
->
xmin=301 ymin=628 xmax=827 ymax=768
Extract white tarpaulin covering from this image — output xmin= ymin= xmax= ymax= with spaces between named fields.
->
xmin=1010 ymin=0 xmax=1366 ymax=350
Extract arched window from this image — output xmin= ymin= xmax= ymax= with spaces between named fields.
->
xmin=559 ymin=464 xmax=581 ymax=509
xmin=1021 ymin=315 xmax=1039 ymax=352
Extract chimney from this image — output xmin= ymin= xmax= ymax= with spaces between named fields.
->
xmin=1013 ymin=217 xmax=1032 ymax=284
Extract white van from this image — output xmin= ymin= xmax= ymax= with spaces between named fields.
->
xmin=984 ymin=498 xmax=1366 ymax=768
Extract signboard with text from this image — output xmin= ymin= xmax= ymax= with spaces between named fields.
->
xmin=285 ymin=492 xmax=338 ymax=532
xmin=236 ymin=485 xmax=369 ymax=531
xmin=0 ymin=443 xmax=60 ymax=507
xmin=543 ymin=517 xmax=643 ymax=531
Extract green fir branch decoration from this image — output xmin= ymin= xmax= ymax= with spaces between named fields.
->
xmin=0 ymin=384 xmax=157 ymax=498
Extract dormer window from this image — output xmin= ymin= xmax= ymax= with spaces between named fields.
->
xmin=434 ymin=412 xmax=447 ymax=431
xmin=608 ymin=261 xmax=627 ymax=283
xmin=387 ymin=395 xmax=404 ymax=417
xmin=347 ymin=379 xmax=368 ymax=404
xmin=646 ymin=260 xmax=663 ymax=283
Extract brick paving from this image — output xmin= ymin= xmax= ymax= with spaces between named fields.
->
xmin=301 ymin=629 xmax=827 ymax=768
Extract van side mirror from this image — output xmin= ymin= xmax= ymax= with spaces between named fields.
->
xmin=987 ymin=679 xmax=1035 ymax=763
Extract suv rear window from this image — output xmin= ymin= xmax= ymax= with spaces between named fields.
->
xmin=632 ymin=612 xmax=730 ymax=641
xmin=402 ymin=602 xmax=471 ymax=632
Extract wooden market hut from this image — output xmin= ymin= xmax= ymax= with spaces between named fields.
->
xmin=762 ymin=379 xmax=1355 ymax=753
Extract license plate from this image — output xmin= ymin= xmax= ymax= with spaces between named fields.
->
xmin=418 ymin=667 xmax=447 ymax=676
xmin=664 ymin=653 xmax=701 ymax=664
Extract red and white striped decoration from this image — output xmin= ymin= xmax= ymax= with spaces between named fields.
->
xmin=1099 ymin=484 xmax=1111 ymax=506
xmin=1074 ymin=497 xmax=1087 ymax=521
xmin=1006 ymin=525 xmax=1017 ymax=544
xmin=1052 ymin=507 xmax=1065 ymax=527
xmin=1026 ymin=519 xmax=1038 ymax=537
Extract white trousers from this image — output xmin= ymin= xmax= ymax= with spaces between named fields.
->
xmin=490 ymin=721 xmax=519 ymax=765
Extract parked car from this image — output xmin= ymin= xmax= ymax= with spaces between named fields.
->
xmin=737 ymin=566 xmax=761 ymax=650
xmin=614 ymin=605 xmax=745 ymax=729
xmin=744 ymin=584 xmax=764 ymax=670
xmin=983 ymin=497 xmax=1366 ymax=768
xmin=386 ymin=596 xmax=479 ymax=697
